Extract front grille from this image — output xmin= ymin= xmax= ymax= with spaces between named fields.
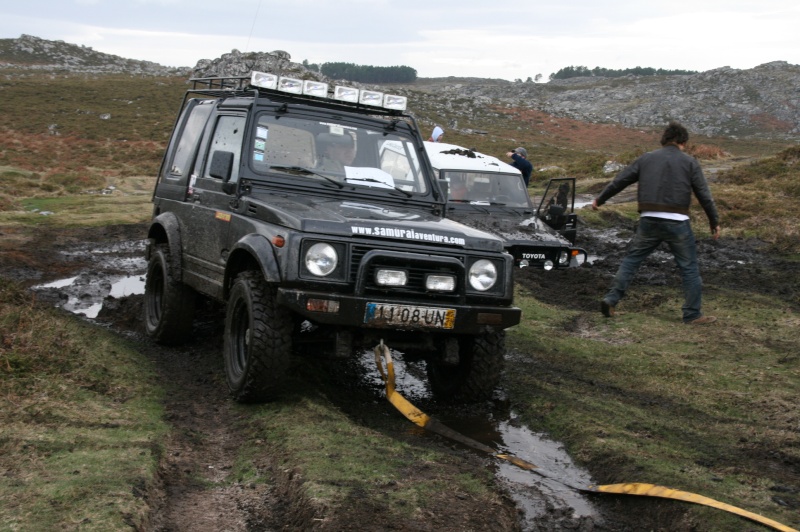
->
xmin=351 ymin=245 xmax=465 ymax=299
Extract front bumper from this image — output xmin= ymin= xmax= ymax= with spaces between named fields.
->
xmin=508 ymin=244 xmax=588 ymax=269
xmin=277 ymin=288 xmax=521 ymax=334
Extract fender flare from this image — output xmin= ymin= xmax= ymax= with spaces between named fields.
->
xmin=224 ymin=233 xmax=281 ymax=298
xmin=146 ymin=212 xmax=184 ymax=282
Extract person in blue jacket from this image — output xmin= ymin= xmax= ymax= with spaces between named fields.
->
xmin=506 ymin=147 xmax=533 ymax=186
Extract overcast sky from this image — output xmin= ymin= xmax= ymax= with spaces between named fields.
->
xmin=2 ymin=0 xmax=798 ymax=81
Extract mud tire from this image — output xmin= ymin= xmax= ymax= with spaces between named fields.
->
xmin=224 ymin=271 xmax=292 ymax=403
xmin=144 ymin=243 xmax=195 ymax=345
xmin=427 ymin=331 xmax=505 ymax=402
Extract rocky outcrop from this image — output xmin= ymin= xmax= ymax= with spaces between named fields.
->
xmin=0 ymin=34 xmax=189 ymax=76
xmin=412 ymin=62 xmax=800 ymax=138
xmin=191 ymin=49 xmax=308 ymax=79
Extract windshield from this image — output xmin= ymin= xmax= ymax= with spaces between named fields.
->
xmin=443 ymin=171 xmax=530 ymax=207
xmin=249 ymin=114 xmax=428 ymax=194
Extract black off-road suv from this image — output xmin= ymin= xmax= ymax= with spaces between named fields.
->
xmin=144 ymin=72 xmax=521 ymax=402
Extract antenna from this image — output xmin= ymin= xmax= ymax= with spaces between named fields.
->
xmin=244 ymin=0 xmax=263 ymax=54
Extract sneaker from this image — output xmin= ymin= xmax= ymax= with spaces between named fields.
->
xmin=686 ymin=315 xmax=717 ymax=325
xmin=601 ymin=300 xmax=615 ymax=318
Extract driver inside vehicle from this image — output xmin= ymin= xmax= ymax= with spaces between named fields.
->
xmin=317 ymin=132 xmax=356 ymax=173
xmin=448 ymin=173 xmax=469 ymax=200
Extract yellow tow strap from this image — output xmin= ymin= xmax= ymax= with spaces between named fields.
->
xmin=373 ymin=342 xmax=797 ymax=532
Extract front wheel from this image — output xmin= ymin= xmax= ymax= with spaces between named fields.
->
xmin=426 ymin=331 xmax=506 ymax=402
xmin=144 ymin=243 xmax=195 ymax=345
xmin=224 ymin=271 xmax=292 ymax=402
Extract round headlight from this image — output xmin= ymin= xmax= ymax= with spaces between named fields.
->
xmin=305 ymin=243 xmax=338 ymax=276
xmin=468 ymin=259 xmax=498 ymax=291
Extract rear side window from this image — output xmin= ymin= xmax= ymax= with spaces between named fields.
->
xmin=166 ymin=101 xmax=214 ymax=179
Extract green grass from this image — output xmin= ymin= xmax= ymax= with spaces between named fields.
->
xmin=0 ymin=280 xmax=167 ymax=531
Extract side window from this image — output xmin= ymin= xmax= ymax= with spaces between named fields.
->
xmin=166 ymin=101 xmax=213 ymax=180
xmin=203 ymin=115 xmax=245 ymax=183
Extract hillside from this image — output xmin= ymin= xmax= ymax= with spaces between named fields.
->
xmin=409 ymin=62 xmax=800 ymax=138
xmin=3 ymin=35 xmax=800 ymax=142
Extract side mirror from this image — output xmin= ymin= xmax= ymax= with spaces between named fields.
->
xmin=208 ymin=151 xmax=236 ymax=194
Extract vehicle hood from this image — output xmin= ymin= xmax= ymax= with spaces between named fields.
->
xmin=245 ymin=192 xmax=506 ymax=252
xmin=424 ymin=141 xmax=520 ymax=174
xmin=446 ymin=208 xmax=570 ymax=246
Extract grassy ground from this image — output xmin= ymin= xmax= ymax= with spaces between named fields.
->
xmin=0 ymin=280 xmax=168 ymax=530
xmin=506 ymin=287 xmax=798 ymax=529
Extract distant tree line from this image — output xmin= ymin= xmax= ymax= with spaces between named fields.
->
xmin=550 ymin=65 xmax=697 ymax=80
xmin=302 ymin=60 xmax=417 ymax=83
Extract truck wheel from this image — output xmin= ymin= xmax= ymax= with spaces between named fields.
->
xmin=144 ymin=243 xmax=195 ymax=345
xmin=224 ymin=271 xmax=292 ymax=403
xmin=427 ymin=331 xmax=505 ymax=402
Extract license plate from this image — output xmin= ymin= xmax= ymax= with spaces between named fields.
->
xmin=364 ymin=303 xmax=456 ymax=329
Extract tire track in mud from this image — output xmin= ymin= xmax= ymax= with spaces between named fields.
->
xmin=126 ymin=303 xmax=323 ymax=532
xmin=129 ymin=310 xmax=283 ymax=532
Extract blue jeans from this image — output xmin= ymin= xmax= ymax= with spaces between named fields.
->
xmin=603 ymin=217 xmax=703 ymax=322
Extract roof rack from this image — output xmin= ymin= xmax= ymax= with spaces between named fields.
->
xmin=186 ymin=73 xmax=410 ymax=117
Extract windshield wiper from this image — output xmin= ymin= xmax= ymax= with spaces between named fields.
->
xmin=345 ymin=177 xmax=413 ymax=198
xmin=269 ymin=165 xmax=344 ymax=188
xmin=447 ymin=202 xmax=492 ymax=214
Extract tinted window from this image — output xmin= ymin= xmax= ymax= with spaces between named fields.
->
xmin=167 ymin=101 xmax=213 ymax=179
xmin=203 ymin=115 xmax=245 ymax=184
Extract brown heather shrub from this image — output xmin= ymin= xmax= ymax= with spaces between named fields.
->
xmin=0 ymin=193 xmax=19 ymax=211
xmin=687 ymin=143 xmax=729 ymax=159
xmin=777 ymin=144 xmax=800 ymax=164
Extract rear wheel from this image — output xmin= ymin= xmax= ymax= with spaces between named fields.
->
xmin=426 ymin=331 xmax=505 ymax=402
xmin=224 ymin=271 xmax=292 ymax=402
xmin=144 ymin=243 xmax=195 ymax=345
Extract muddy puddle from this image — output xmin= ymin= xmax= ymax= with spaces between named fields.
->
xmin=31 ymin=240 xmax=147 ymax=318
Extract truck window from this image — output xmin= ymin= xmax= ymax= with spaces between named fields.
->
xmin=203 ymin=115 xmax=245 ymax=184
xmin=378 ymin=139 xmax=425 ymax=192
xmin=166 ymin=101 xmax=214 ymax=180
xmin=252 ymin=117 xmax=317 ymax=169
